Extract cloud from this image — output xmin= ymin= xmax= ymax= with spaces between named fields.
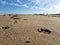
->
xmin=8 ymin=3 xmax=28 ymax=8
xmin=1 ymin=0 xmax=60 ymax=13
xmin=35 ymin=0 xmax=41 ymax=4
xmin=1 ymin=1 xmax=7 ymax=4
xmin=34 ymin=0 xmax=60 ymax=13
xmin=22 ymin=4 xmax=28 ymax=8
xmin=17 ymin=0 xmax=22 ymax=4
xmin=49 ymin=3 xmax=60 ymax=10
xmin=0 ymin=0 xmax=29 ymax=8
xmin=8 ymin=3 xmax=21 ymax=7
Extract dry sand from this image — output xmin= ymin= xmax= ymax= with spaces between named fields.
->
xmin=0 ymin=14 xmax=60 ymax=45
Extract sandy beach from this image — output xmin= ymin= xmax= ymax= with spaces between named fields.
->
xmin=0 ymin=14 xmax=60 ymax=45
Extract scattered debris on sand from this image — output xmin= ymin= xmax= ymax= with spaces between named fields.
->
xmin=14 ymin=21 xmax=18 ymax=24
xmin=10 ymin=15 xmax=19 ymax=20
xmin=12 ymin=15 xmax=18 ymax=17
xmin=8 ymin=14 xmax=12 ymax=16
xmin=25 ymin=41 xmax=30 ymax=43
xmin=23 ymin=19 xmax=27 ymax=20
xmin=37 ymin=28 xmax=51 ymax=34
xmin=1 ymin=26 xmax=9 ymax=30
xmin=3 ymin=14 xmax=5 ymax=16
xmin=13 ymin=17 xmax=19 ymax=20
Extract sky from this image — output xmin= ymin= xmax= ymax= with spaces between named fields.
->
xmin=0 ymin=0 xmax=60 ymax=14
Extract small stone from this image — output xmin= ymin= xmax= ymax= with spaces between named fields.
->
xmin=14 ymin=21 xmax=18 ymax=24
xmin=2 ymin=26 xmax=9 ymax=30
xmin=23 ymin=19 xmax=27 ymax=20
xmin=25 ymin=41 xmax=30 ymax=43
xmin=13 ymin=17 xmax=19 ymax=20
xmin=37 ymin=28 xmax=51 ymax=34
